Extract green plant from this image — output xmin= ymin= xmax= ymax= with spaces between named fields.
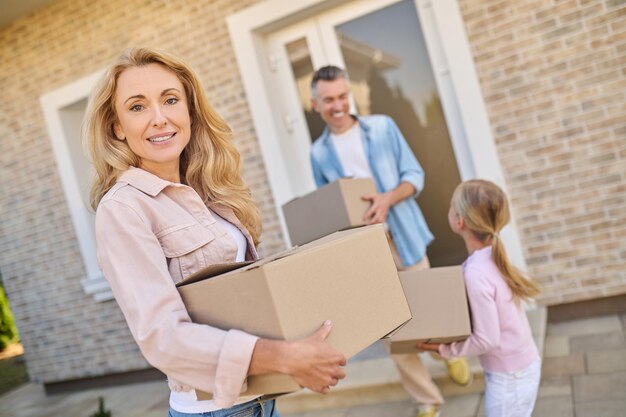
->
xmin=0 ymin=284 xmax=19 ymax=351
xmin=0 ymin=355 xmax=29 ymax=396
xmin=89 ymin=397 xmax=112 ymax=417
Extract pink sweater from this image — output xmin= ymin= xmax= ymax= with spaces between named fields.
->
xmin=438 ymin=246 xmax=539 ymax=372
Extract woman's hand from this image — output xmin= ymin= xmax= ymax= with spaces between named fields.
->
xmin=416 ymin=342 xmax=441 ymax=353
xmin=284 ymin=320 xmax=347 ymax=393
xmin=249 ymin=320 xmax=346 ymax=394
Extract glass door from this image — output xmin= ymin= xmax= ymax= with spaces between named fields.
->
xmin=267 ymin=0 xmax=467 ymax=266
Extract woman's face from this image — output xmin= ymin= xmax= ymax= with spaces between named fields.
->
xmin=113 ymin=63 xmax=191 ymax=181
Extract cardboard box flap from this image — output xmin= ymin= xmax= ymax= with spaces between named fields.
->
xmin=238 ymin=247 xmax=299 ymax=271
xmin=246 ymin=226 xmax=387 ymax=275
xmin=196 ymin=375 xmax=299 ymax=402
xmin=283 ymin=195 xmax=301 ymax=205
xmin=177 ymin=247 xmax=299 ymax=287
xmin=176 ymin=261 xmax=253 ymax=287
xmin=382 ymin=319 xmax=411 ymax=339
xmin=297 ymin=223 xmax=384 ymax=251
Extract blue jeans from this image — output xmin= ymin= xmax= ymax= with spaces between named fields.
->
xmin=168 ymin=399 xmax=280 ymax=417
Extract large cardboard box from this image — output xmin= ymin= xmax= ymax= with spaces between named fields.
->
xmin=282 ymin=178 xmax=376 ymax=246
xmin=176 ymin=224 xmax=411 ymax=400
xmin=388 ymin=266 xmax=471 ymax=354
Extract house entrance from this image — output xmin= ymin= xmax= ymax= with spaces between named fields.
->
xmin=265 ymin=0 xmax=466 ymax=266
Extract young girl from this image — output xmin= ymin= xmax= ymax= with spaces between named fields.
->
xmin=417 ymin=179 xmax=541 ymax=417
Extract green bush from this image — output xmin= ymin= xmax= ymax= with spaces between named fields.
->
xmin=90 ymin=397 xmax=112 ymax=417
xmin=0 ymin=283 xmax=19 ymax=351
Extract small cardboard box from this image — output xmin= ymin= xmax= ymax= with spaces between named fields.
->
xmin=282 ymin=178 xmax=376 ymax=246
xmin=176 ymin=224 xmax=411 ymax=400
xmin=388 ymin=266 xmax=471 ymax=354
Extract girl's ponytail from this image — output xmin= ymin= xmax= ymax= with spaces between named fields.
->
xmin=452 ymin=180 xmax=539 ymax=301
xmin=491 ymin=232 xmax=539 ymax=300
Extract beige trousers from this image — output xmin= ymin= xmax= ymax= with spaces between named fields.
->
xmin=387 ymin=234 xmax=444 ymax=406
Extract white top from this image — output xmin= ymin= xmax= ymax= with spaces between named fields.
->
xmin=213 ymin=209 xmax=248 ymax=262
xmin=330 ymin=121 xmax=374 ymax=179
xmin=170 ymin=209 xmax=256 ymax=413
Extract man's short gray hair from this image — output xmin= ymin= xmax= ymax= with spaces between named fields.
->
xmin=311 ymin=65 xmax=347 ymax=99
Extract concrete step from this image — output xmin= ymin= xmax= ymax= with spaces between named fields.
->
xmin=277 ymin=306 xmax=547 ymax=414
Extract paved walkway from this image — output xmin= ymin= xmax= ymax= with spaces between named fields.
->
xmin=1 ymin=311 xmax=625 ymax=417
xmin=283 ymin=312 xmax=626 ymax=417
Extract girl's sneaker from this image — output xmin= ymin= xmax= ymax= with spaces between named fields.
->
xmin=416 ymin=405 xmax=440 ymax=417
xmin=446 ymin=357 xmax=473 ymax=386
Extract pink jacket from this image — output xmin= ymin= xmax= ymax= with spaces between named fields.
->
xmin=438 ymin=246 xmax=539 ymax=373
xmin=95 ymin=167 xmax=259 ymax=408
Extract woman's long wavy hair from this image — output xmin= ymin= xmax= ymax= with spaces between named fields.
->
xmin=452 ymin=180 xmax=539 ymax=301
xmin=85 ymin=47 xmax=261 ymax=245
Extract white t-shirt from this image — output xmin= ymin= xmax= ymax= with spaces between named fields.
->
xmin=330 ymin=121 xmax=390 ymax=231
xmin=169 ymin=209 xmax=257 ymax=413
xmin=330 ymin=121 xmax=375 ymax=179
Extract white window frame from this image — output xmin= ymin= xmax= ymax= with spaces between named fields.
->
xmin=228 ymin=0 xmax=527 ymax=268
xmin=40 ymin=70 xmax=113 ymax=302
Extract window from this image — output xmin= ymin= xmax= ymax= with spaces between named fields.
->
xmin=40 ymin=70 xmax=112 ymax=302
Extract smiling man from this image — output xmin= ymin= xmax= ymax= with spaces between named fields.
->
xmin=309 ymin=65 xmax=471 ymax=417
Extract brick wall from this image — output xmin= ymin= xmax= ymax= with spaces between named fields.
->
xmin=458 ymin=0 xmax=626 ymax=305
xmin=0 ymin=0 xmax=275 ymax=384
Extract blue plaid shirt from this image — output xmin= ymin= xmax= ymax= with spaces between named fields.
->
xmin=310 ymin=115 xmax=434 ymax=267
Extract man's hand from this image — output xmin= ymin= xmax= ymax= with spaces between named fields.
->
xmin=361 ymin=181 xmax=416 ymax=225
xmin=362 ymin=192 xmax=393 ymax=224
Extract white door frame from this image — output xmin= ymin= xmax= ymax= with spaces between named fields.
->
xmin=264 ymin=20 xmax=323 ymax=197
xmin=228 ymin=0 xmax=527 ymax=268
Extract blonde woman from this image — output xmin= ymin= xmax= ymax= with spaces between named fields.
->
xmin=418 ymin=180 xmax=541 ymax=417
xmin=86 ymin=47 xmax=346 ymax=417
